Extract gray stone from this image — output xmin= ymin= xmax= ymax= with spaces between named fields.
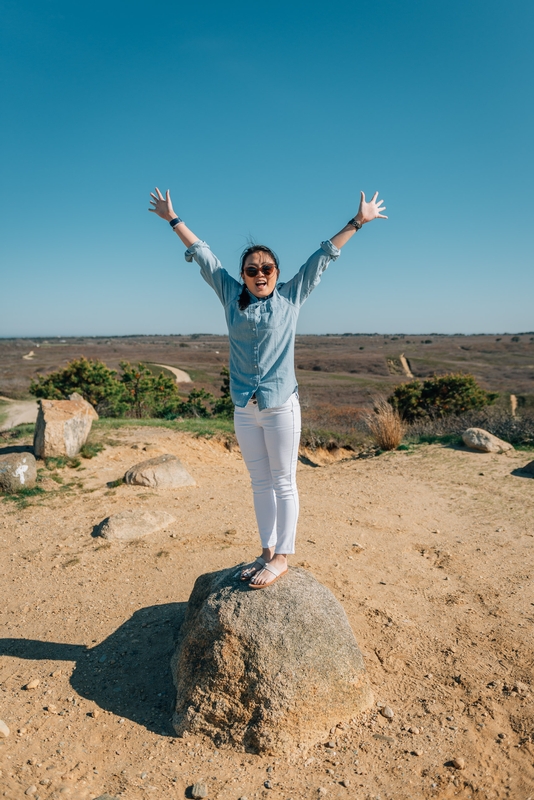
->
xmin=171 ymin=566 xmax=373 ymax=755
xmin=380 ymin=706 xmax=394 ymax=719
xmin=33 ymin=394 xmax=98 ymax=459
xmin=462 ymin=428 xmax=514 ymax=454
xmin=97 ymin=509 xmax=176 ymax=541
xmin=124 ymin=453 xmax=195 ymax=488
xmin=0 ymin=452 xmax=37 ymax=493
xmin=191 ymin=784 xmax=208 ymax=799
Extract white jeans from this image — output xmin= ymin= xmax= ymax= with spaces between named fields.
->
xmin=234 ymin=393 xmax=301 ymax=555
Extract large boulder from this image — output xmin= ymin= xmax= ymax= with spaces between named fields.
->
xmin=171 ymin=566 xmax=373 ymax=755
xmin=0 ymin=452 xmax=37 ymax=493
xmin=33 ymin=393 xmax=98 ymax=459
xmin=462 ymin=427 xmax=514 ymax=453
xmin=97 ymin=509 xmax=176 ymax=541
xmin=124 ymin=454 xmax=195 ymax=488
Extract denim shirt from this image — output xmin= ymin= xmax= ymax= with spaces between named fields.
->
xmin=184 ymin=239 xmax=341 ymax=410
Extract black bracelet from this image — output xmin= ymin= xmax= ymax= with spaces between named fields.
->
xmin=169 ymin=217 xmax=183 ymax=228
xmin=347 ymin=218 xmax=362 ymax=230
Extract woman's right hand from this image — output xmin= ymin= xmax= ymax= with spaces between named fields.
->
xmin=148 ymin=187 xmax=177 ymax=222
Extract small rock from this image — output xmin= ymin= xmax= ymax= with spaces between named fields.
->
xmin=413 ymin=749 xmax=423 ymax=756
xmin=326 ymin=740 xmax=336 ymax=748
xmin=94 ymin=795 xmax=119 ymax=800
xmin=44 ymin=705 xmax=57 ymax=713
xmin=380 ymin=706 xmax=394 ymax=719
xmin=33 ymin=395 xmax=98 ymax=458
xmin=124 ymin=454 xmax=195 ymax=489
xmin=318 ymin=790 xmax=327 ymax=796
xmin=340 ymin=778 xmax=350 ymax=787
xmin=264 ymin=780 xmax=273 ymax=789
xmin=451 ymin=756 xmax=466 ymax=770
xmin=39 ymin=780 xmax=50 ymax=786
xmin=141 ymin=773 xmax=148 ymax=779
xmin=352 ymin=542 xmax=365 ymax=551
xmin=425 ymin=673 xmax=433 ymax=679
xmin=89 ymin=708 xmax=100 ymax=718
xmin=25 ymin=787 xmax=37 ymax=796
xmin=0 ymin=720 xmax=10 ymax=738
xmin=51 ymin=669 xmax=62 ymax=678
xmin=191 ymin=783 xmax=208 ymax=799
xmin=462 ymin=428 xmax=513 ymax=454
xmin=24 ymin=679 xmax=40 ymax=690
xmin=408 ymin=726 xmax=420 ymax=735
xmin=498 ymin=732 xmax=506 ymax=739
xmin=0 ymin=452 xmax=37 ymax=493
xmin=97 ymin=509 xmax=176 ymax=541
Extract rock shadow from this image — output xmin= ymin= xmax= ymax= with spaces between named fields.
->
xmin=0 ymin=602 xmax=186 ymax=736
xmin=511 ymin=467 xmax=534 ymax=479
xmin=0 ymin=444 xmax=35 ymax=456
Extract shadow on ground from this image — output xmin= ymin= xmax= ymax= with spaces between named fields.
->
xmin=0 ymin=444 xmax=34 ymax=456
xmin=0 ymin=603 xmax=186 ymax=736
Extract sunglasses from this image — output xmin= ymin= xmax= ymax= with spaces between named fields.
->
xmin=244 ymin=264 xmax=277 ymax=278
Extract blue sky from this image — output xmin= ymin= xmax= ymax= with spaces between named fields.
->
xmin=1 ymin=0 xmax=532 ymax=336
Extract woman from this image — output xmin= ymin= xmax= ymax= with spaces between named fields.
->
xmin=149 ymin=188 xmax=387 ymax=587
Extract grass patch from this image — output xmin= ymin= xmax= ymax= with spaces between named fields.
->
xmin=0 ymin=423 xmax=35 ymax=442
xmin=93 ymin=417 xmax=235 ymax=437
xmin=405 ymin=433 xmax=463 ymax=447
xmin=62 ymin=557 xmax=80 ymax=568
xmin=2 ymin=486 xmax=47 ymax=509
xmin=106 ymin=478 xmax=124 ymax=488
xmin=45 ymin=456 xmax=81 ymax=470
xmin=80 ymin=441 xmax=104 ymax=458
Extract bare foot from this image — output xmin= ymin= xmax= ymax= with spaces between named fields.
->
xmin=240 ymin=547 xmax=275 ymax=580
xmin=250 ymin=553 xmax=288 ymax=587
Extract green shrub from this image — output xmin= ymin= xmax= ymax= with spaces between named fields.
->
xmin=30 ymin=357 xmax=123 ymax=411
xmin=389 ymin=373 xmax=498 ymax=423
xmin=29 ymin=358 xmax=233 ymax=421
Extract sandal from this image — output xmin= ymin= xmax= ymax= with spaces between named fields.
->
xmin=249 ymin=561 xmax=288 ymax=589
xmin=238 ymin=557 xmax=267 ymax=581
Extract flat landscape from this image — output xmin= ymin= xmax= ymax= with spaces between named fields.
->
xmin=1 ymin=333 xmax=534 ymax=427
xmin=1 ymin=336 xmax=533 ymax=800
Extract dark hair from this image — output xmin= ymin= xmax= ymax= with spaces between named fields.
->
xmin=238 ymin=244 xmax=280 ymax=311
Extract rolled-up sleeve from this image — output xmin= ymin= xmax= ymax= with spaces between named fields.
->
xmin=278 ymin=240 xmax=340 ymax=307
xmin=184 ymin=240 xmax=239 ymax=306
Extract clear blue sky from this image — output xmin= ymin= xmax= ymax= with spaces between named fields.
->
xmin=1 ymin=0 xmax=532 ymax=336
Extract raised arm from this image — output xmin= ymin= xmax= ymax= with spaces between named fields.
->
xmin=148 ymin=187 xmax=199 ymax=248
xmin=330 ymin=191 xmax=387 ymax=249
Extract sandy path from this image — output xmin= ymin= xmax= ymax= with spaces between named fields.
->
xmin=0 ymin=398 xmax=38 ymax=431
xmin=152 ymin=364 xmax=192 ymax=383
xmin=0 ymin=430 xmax=533 ymax=799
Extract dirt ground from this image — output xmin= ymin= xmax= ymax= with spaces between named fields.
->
xmin=1 ymin=427 xmax=533 ymax=800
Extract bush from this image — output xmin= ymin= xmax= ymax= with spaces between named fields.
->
xmin=30 ymin=357 xmax=123 ymax=412
xmin=363 ymin=399 xmax=405 ymax=451
xmin=389 ymin=373 xmax=498 ymax=423
xmin=30 ymin=358 xmax=233 ymax=420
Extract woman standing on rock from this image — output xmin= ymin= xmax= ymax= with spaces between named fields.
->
xmin=149 ymin=188 xmax=387 ymax=587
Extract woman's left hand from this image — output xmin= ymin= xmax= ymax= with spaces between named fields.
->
xmin=355 ymin=191 xmax=388 ymax=224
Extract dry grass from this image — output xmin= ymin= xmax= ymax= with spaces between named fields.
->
xmin=363 ymin=398 xmax=405 ymax=451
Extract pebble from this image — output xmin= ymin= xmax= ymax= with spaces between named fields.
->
xmin=238 ymin=797 xmax=248 ymax=800
xmin=326 ymin=740 xmax=336 ymax=748
xmin=380 ymin=706 xmax=394 ymax=719
xmin=24 ymin=679 xmax=40 ymax=690
xmin=451 ymin=757 xmax=466 ymax=770
xmin=318 ymin=790 xmax=327 ymax=796
xmin=264 ymin=780 xmax=273 ymax=789
xmin=51 ymin=669 xmax=62 ymax=678
xmin=191 ymin=783 xmax=208 ymax=799
xmin=39 ymin=780 xmax=50 ymax=786
xmin=89 ymin=709 xmax=100 ymax=718
xmin=408 ymin=727 xmax=420 ymax=735
xmin=340 ymin=779 xmax=350 ymax=787
xmin=0 ymin=720 xmax=10 ymax=738
xmin=413 ymin=749 xmax=423 ymax=757
xmin=140 ymin=773 xmax=148 ymax=779
xmin=25 ymin=787 xmax=37 ymax=796
xmin=44 ymin=705 xmax=57 ymax=714
xmin=425 ymin=673 xmax=433 ymax=679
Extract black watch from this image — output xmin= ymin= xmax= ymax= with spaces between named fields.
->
xmin=347 ymin=218 xmax=362 ymax=230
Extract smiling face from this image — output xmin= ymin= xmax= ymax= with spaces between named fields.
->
xmin=242 ymin=251 xmax=280 ymax=299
